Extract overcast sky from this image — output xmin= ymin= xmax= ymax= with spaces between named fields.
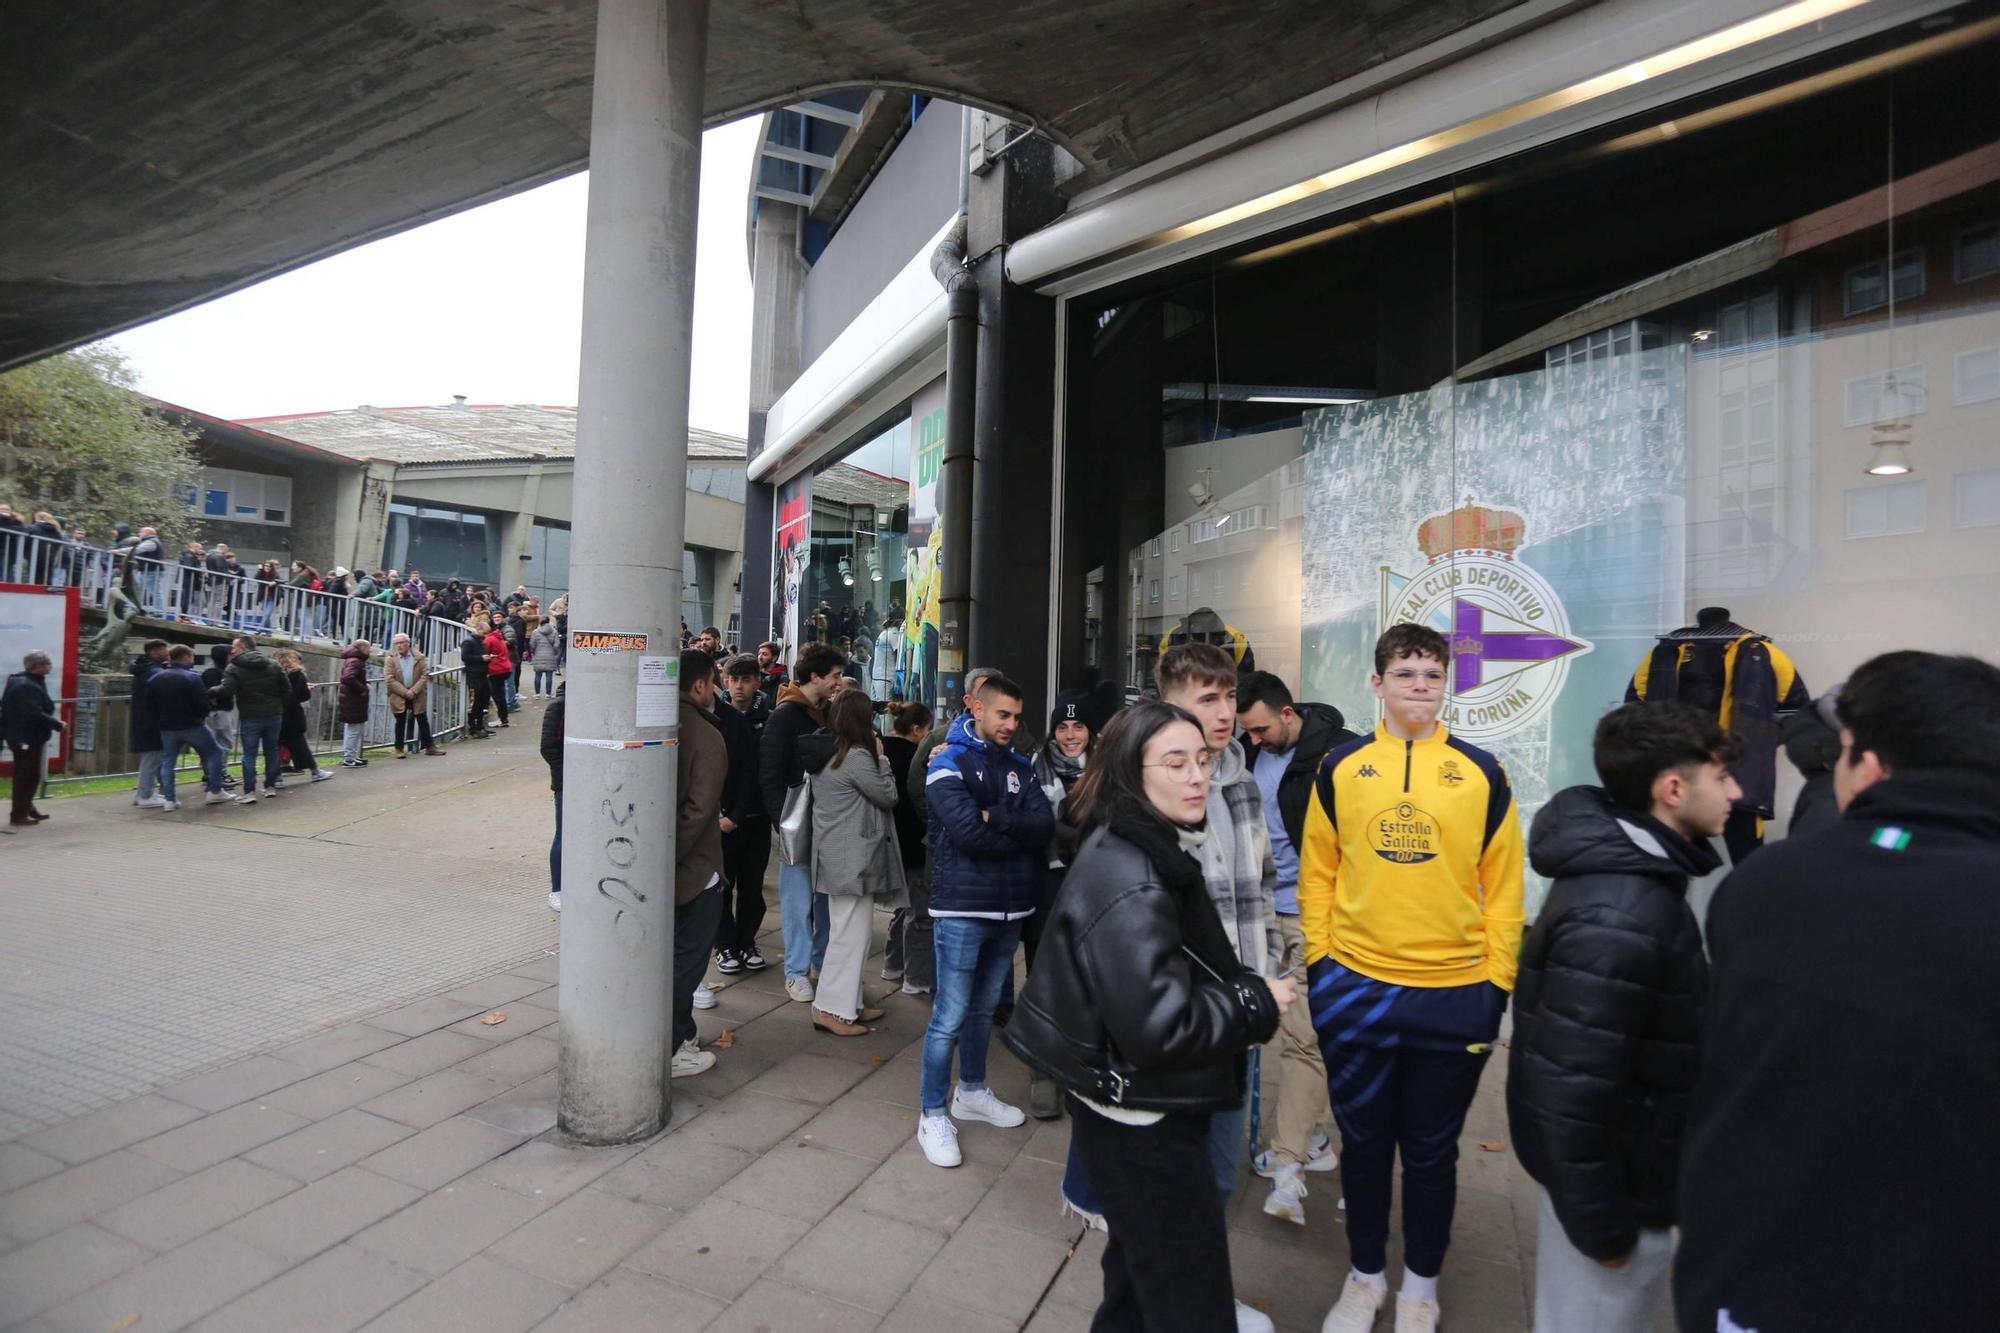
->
xmin=102 ymin=118 xmax=762 ymax=434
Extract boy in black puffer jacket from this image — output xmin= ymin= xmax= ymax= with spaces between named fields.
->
xmin=1508 ymin=701 xmax=1739 ymax=1333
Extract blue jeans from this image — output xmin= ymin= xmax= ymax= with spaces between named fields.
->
xmin=550 ymin=791 xmax=562 ymax=896
xmin=239 ymin=714 xmax=283 ymax=792
xmin=534 ymin=669 xmax=553 ymax=695
xmin=157 ymin=726 xmax=225 ymax=801
xmin=135 ymin=750 xmax=165 ymax=802
xmin=778 ymin=861 xmax=828 ymax=980
xmin=920 ymin=917 xmax=1023 ymax=1112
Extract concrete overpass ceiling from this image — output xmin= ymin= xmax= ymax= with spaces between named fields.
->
xmin=1 ymin=0 xmax=1529 ymax=370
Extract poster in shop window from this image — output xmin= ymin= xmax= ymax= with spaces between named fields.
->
xmin=902 ymin=379 xmax=947 ymax=712
xmin=1300 ymin=348 xmax=1689 ymax=912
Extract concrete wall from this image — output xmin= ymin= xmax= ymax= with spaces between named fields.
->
xmin=800 ymin=102 xmax=961 ymax=367
xmin=191 ymin=440 xmax=353 ymax=569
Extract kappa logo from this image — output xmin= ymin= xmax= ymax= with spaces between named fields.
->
xmin=1356 ymin=764 xmax=1381 ymax=779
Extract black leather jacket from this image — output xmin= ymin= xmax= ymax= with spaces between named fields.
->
xmin=1003 ymin=825 xmax=1280 ymax=1113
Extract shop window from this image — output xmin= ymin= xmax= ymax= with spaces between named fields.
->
xmin=1842 ymin=248 xmax=1925 ymax=316
xmin=1955 ymin=345 xmax=2000 ymax=406
xmin=1844 ymin=480 xmax=1927 ymax=539
xmin=1843 ymin=365 xmax=1927 ymax=427
xmin=189 ymin=468 xmax=292 ymax=526
xmin=1957 ymin=470 xmax=2000 ymax=529
xmin=1956 ymin=221 xmax=2000 ymax=283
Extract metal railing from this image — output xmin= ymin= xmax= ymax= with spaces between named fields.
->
xmin=38 ymin=667 xmax=473 ymax=783
xmin=0 ymin=527 xmax=478 ymax=665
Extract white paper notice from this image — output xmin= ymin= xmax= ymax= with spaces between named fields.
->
xmin=635 ymin=655 xmax=677 ymax=728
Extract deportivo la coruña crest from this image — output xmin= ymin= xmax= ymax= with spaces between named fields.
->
xmin=1379 ymin=500 xmax=1591 ymax=745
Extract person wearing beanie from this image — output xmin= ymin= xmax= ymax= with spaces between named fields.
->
xmin=1018 ymin=688 xmax=1102 ymax=1118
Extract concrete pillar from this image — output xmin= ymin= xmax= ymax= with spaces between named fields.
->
xmin=557 ymin=0 xmax=709 ymax=1145
xmin=747 ymin=201 xmax=805 ymax=416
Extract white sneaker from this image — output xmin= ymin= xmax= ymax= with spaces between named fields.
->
xmin=135 ymin=796 xmax=169 ymax=809
xmin=310 ymin=770 xmax=334 ymax=782
xmin=900 ymin=980 xmax=931 ymax=996
xmin=235 ymin=793 xmax=258 ymax=805
xmin=916 ymin=1114 xmax=962 ymax=1167
xmin=950 ymin=1085 xmax=1026 ymax=1128
xmin=159 ymin=799 xmax=181 ymax=811
xmin=1254 ymin=1130 xmax=1339 ymax=1177
xmin=692 ymin=982 xmax=716 ymax=1010
xmin=1263 ymin=1162 xmax=1308 ymax=1226
xmin=1392 ymin=1294 xmax=1439 ymax=1333
xmin=1321 ymin=1274 xmax=1389 ymax=1333
xmin=549 ymin=892 xmax=561 ymax=911
xmin=1236 ymin=1299 xmax=1276 ymax=1333
xmin=785 ymin=976 xmax=814 ymax=1003
xmin=670 ymin=1039 xmax=715 ymax=1078
xmin=263 ymin=785 xmax=281 ymax=798
xmin=204 ymin=791 xmax=233 ymax=805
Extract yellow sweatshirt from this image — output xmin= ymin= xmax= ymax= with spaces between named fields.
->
xmin=1298 ymin=722 xmax=1526 ymax=990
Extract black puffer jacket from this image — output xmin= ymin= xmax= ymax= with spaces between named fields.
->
xmin=1507 ymin=785 xmax=1717 ymax=1261
xmin=1003 ymin=821 xmax=1280 ymax=1113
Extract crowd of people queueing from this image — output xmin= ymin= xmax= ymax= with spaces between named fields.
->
xmin=529 ymin=621 xmax=2000 ymax=1333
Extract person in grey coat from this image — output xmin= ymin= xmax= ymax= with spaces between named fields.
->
xmin=801 ymin=690 xmax=908 ymax=1036
xmin=527 ymin=622 xmax=562 ymax=697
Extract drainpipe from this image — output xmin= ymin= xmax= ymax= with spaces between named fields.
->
xmin=932 ymin=106 xmax=977 ymax=715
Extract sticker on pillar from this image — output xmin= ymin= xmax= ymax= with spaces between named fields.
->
xmin=635 ymin=654 xmax=677 ymax=728
xmin=573 ymin=631 xmax=651 ymax=653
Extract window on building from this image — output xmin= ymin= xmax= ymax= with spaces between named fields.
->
xmin=1189 ymin=568 xmax=1201 ymax=596
xmin=1958 ymin=470 xmax=2000 ymax=529
xmin=1842 ymin=248 xmax=1925 ymax=316
xmin=1149 ymin=578 xmax=1160 ymax=604
xmin=1956 ymin=345 xmax=2000 ymax=406
xmin=1957 ymin=221 xmax=2000 ymax=283
xmin=1843 ymin=365 xmax=1927 ymax=427
xmin=187 ymin=468 xmax=293 ymax=526
xmin=1149 ymin=538 xmax=1162 ymax=558
xmin=1167 ymin=575 xmax=1182 ymax=601
xmin=1844 ymin=479 xmax=1927 ymax=539
xmin=1170 ymin=527 xmax=1183 ymax=552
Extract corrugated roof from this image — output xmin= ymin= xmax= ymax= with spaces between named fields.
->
xmin=237 ymin=403 xmax=746 ymax=466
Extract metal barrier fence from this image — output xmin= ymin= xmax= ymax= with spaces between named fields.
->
xmin=38 ymin=667 xmax=471 ymax=784
xmin=0 ymin=528 xmax=475 ymax=664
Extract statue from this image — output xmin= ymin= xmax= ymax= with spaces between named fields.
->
xmin=84 ymin=558 xmax=143 ymax=670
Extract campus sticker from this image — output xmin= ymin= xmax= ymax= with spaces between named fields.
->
xmin=572 ymin=630 xmax=650 ymax=653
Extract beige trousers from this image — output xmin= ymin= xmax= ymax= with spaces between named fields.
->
xmin=1265 ymin=913 xmax=1332 ymax=1166
xmin=816 ymin=894 xmax=873 ymax=1022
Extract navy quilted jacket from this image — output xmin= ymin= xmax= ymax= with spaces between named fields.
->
xmin=924 ymin=713 xmax=1054 ymax=916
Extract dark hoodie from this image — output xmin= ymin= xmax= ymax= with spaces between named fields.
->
xmin=1506 ymin=786 xmax=1717 ymax=1262
xmin=210 ymin=649 xmax=290 ymax=720
xmin=1236 ymin=700 xmax=1355 ymax=848
xmin=757 ymin=682 xmax=825 ymax=827
xmin=1779 ymin=693 xmax=1842 ymax=837
xmin=337 ymin=644 xmax=372 ymax=724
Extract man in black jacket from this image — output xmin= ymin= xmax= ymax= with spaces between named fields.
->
xmin=208 ymin=636 xmax=291 ymax=803
xmin=4 ymin=649 xmax=64 ymax=827
xmin=1675 ymin=651 xmax=2000 ymax=1333
xmin=1509 ymin=701 xmax=1737 ymax=1332
xmin=541 ymin=682 xmax=564 ymax=911
xmin=714 ymin=654 xmax=772 ymax=974
xmin=148 ymin=645 xmax=230 ymax=806
xmin=1235 ymin=671 xmax=1353 ymax=1219
xmin=758 ymin=642 xmax=845 ymax=1002
xmin=129 ymin=639 xmax=171 ymax=809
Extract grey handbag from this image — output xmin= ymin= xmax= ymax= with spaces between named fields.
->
xmin=776 ymin=780 xmax=813 ymax=866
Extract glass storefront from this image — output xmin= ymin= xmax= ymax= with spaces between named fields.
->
xmin=1057 ymin=18 xmax=2000 ymax=906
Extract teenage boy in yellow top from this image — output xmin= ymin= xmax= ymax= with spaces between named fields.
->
xmin=1300 ymin=622 xmax=1525 ymax=1333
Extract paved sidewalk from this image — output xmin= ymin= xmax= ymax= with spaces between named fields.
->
xmin=0 ymin=718 xmax=1587 ymax=1332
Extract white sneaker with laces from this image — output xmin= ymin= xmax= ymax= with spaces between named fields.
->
xmin=1235 ymin=1299 xmax=1275 ymax=1332
xmin=135 ymin=796 xmax=169 ymax=810
xmin=1263 ymin=1161 xmax=1308 ymax=1225
xmin=310 ymin=770 xmax=334 ymax=782
xmin=692 ymin=982 xmax=716 ymax=1010
xmin=263 ymin=785 xmax=282 ymax=798
xmin=950 ymin=1085 xmax=1026 ymax=1128
xmin=1321 ymin=1273 xmax=1389 ymax=1333
xmin=1254 ymin=1130 xmax=1339 ymax=1177
xmin=917 ymin=1113 xmax=962 ymax=1167
xmin=159 ymin=799 xmax=181 ymax=811
xmin=784 ymin=976 xmax=814 ymax=1003
xmin=1392 ymin=1293 xmax=1440 ymax=1333
xmin=669 ymin=1039 xmax=715 ymax=1078
xmin=235 ymin=793 xmax=258 ymax=805
xmin=204 ymin=791 xmax=233 ymax=805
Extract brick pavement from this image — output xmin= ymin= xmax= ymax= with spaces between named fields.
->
xmin=0 ymin=716 xmax=1609 ymax=1332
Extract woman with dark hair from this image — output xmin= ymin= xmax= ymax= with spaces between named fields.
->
xmin=799 ymin=690 xmax=907 ymax=1037
xmin=1004 ymin=702 xmax=1294 ymax=1332
xmin=272 ymin=649 xmax=331 ymax=782
xmin=880 ymin=701 xmax=934 ymax=995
